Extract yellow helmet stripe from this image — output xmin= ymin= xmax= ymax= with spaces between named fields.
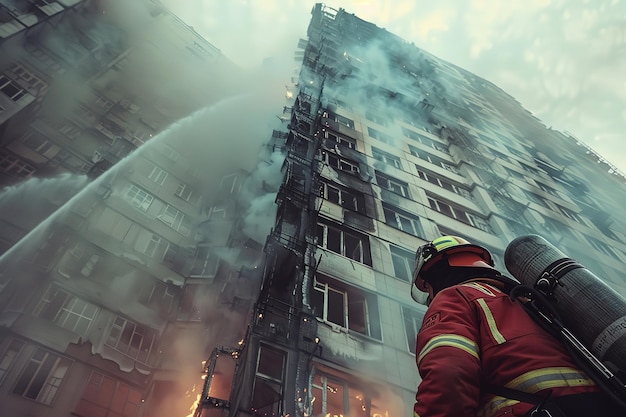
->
xmin=418 ymin=334 xmax=479 ymax=365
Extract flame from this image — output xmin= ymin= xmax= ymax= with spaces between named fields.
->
xmin=184 ymin=393 xmax=201 ymax=417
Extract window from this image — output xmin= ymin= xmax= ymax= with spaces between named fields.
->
xmin=74 ymin=371 xmax=142 ymax=417
xmin=317 ymin=220 xmax=371 ymax=266
xmin=0 ymin=75 xmax=27 ymax=102
xmin=417 ymin=169 xmax=472 ymax=198
xmin=13 ymin=348 xmax=71 ymax=405
xmin=326 ymin=131 xmax=356 ymax=149
xmin=19 ymin=133 xmax=57 ymax=156
xmin=372 ymin=146 xmax=402 ymax=169
xmin=390 ymin=246 xmax=414 ymax=282
xmin=365 ymin=111 xmax=389 ymax=126
xmin=148 ymin=165 xmax=168 ymax=185
xmin=524 ymin=190 xmax=549 ymax=208
xmin=95 ymin=94 xmax=113 ymax=111
xmin=402 ymin=128 xmax=448 ymax=152
xmin=219 ymin=173 xmax=242 ymax=194
xmin=310 ymin=369 xmax=388 ymax=417
xmin=105 ymin=316 xmax=157 ymax=364
xmin=320 ymin=181 xmax=363 ymax=212
xmin=123 ymin=185 xmax=154 ymax=212
xmin=174 ymin=182 xmax=193 ymax=201
xmin=326 ymin=111 xmax=354 ymax=129
xmin=140 ymin=281 xmax=176 ymax=315
xmin=59 ymin=122 xmax=82 ymax=140
xmin=311 ymin=275 xmax=381 ymax=339
xmin=557 ymin=205 xmax=583 ymax=223
xmin=252 ymin=346 xmax=285 ymax=417
xmin=0 ymin=339 xmax=25 ymax=385
xmin=189 ymin=247 xmax=219 ymax=278
xmin=382 ymin=203 xmax=423 ymax=237
xmin=402 ymin=306 xmax=425 ymax=354
xmin=323 ymin=151 xmax=360 ymax=174
xmin=10 ymin=64 xmax=48 ymax=95
xmin=0 ymin=151 xmax=36 ymax=178
xmin=536 ymin=181 xmax=559 ymax=197
xmin=135 ymin=232 xmax=170 ymax=259
xmin=376 ymin=171 xmax=410 ymax=198
xmin=410 ymin=146 xmax=459 ymax=174
xmin=157 ymin=205 xmax=191 ymax=236
xmin=367 ymin=127 xmax=392 ymax=144
xmin=427 ymin=194 xmax=492 ymax=232
xmin=34 ymin=286 xmax=98 ymax=337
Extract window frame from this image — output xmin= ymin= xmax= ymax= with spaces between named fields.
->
xmin=382 ymin=203 xmax=423 ymax=237
xmin=371 ymin=146 xmax=402 ymax=169
xmin=13 ymin=348 xmax=72 ymax=405
xmin=33 ymin=286 xmax=98 ymax=337
xmin=320 ymin=181 xmax=363 ymax=213
xmin=376 ymin=171 xmax=410 ymax=198
xmin=390 ymin=245 xmax=414 ymax=282
xmin=104 ymin=316 xmax=157 ymax=365
xmin=316 ymin=220 xmax=371 ymax=266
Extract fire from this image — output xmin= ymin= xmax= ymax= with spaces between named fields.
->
xmin=184 ymin=393 xmax=201 ymax=417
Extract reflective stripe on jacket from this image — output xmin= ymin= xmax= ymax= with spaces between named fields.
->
xmin=414 ymin=281 xmax=598 ymax=417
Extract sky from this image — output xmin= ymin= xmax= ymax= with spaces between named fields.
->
xmin=161 ymin=0 xmax=626 ymax=173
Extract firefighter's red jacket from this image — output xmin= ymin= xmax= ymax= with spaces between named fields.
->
xmin=414 ymin=280 xmax=598 ymax=417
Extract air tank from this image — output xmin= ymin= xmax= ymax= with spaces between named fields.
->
xmin=504 ymin=234 xmax=626 ymax=373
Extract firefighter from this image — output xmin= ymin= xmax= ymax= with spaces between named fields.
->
xmin=410 ymin=235 xmax=622 ymax=417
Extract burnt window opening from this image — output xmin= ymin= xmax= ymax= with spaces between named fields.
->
xmin=316 ymin=219 xmax=372 ymax=266
xmin=372 ymin=146 xmax=402 ymax=169
xmin=323 ymin=151 xmax=360 ymax=174
xmin=325 ymin=131 xmax=357 ymax=149
xmin=325 ymin=111 xmax=355 ymax=129
xmin=382 ymin=202 xmax=424 ymax=237
xmin=320 ymin=181 xmax=365 ymax=213
xmin=105 ymin=316 xmax=158 ymax=365
xmin=376 ymin=171 xmax=410 ymax=198
xmin=311 ymin=274 xmax=381 ymax=339
xmin=13 ymin=347 xmax=72 ymax=405
xmin=390 ymin=245 xmax=414 ymax=282
xmin=310 ymin=368 xmax=390 ymax=417
xmin=74 ymin=371 xmax=142 ymax=417
xmin=252 ymin=345 xmax=286 ymax=417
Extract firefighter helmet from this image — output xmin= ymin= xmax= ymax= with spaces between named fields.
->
xmin=411 ymin=235 xmax=495 ymax=302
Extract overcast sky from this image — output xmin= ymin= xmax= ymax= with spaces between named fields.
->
xmin=161 ymin=0 xmax=626 ymax=172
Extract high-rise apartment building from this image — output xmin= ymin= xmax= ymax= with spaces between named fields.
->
xmin=1 ymin=2 xmax=625 ymax=417
xmin=223 ymin=4 xmax=626 ymax=417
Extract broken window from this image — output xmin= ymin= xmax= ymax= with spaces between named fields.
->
xmin=311 ymin=274 xmax=381 ymax=339
xmin=310 ymin=368 xmax=389 ymax=417
xmin=0 ymin=75 xmax=26 ymax=102
xmin=33 ymin=286 xmax=99 ymax=337
xmin=323 ymin=151 xmax=360 ymax=174
xmin=252 ymin=345 xmax=285 ymax=416
xmin=105 ymin=316 xmax=158 ymax=365
xmin=0 ymin=339 xmax=25 ymax=385
xmin=13 ymin=347 xmax=72 ymax=405
xmin=390 ymin=245 xmax=414 ymax=282
xmin=325 ymin=131 xmax=356 ymax=149
xmin=326 ymin=111 xmax=355 ymax=129
xmin=376 ymin=171 xmax=410 ymax=198
xmin=382 ymin=203 xmax=423 ymax=237
xmin=74 ymin=371 xmax=142 ymax=417
xmin=371 ymin=146 xmax=402 ymax=169
xmin=402 ymin=306 xmax=425 ymax=354
xmin=316 ymin=219 xmax=372 ymax=266
xmin=320 ymin=181 xmax=364 ymax=213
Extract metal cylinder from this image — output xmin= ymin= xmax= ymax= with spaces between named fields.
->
xmin=505 ymin=234 xmax=626 ymax=373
